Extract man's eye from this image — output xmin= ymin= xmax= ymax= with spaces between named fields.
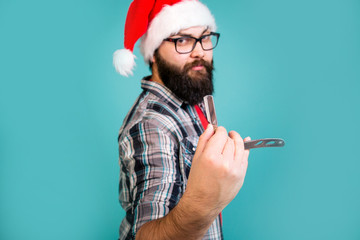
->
xmin=177 ymin=38 xmax=190 ymax=45
xmin=202 ymin=35 xmax=211 ymax=41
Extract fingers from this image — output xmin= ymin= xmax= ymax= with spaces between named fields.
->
xmin=229 ymin=131 xmax=250 ymax=164
xmin=203 ymin=126 xmax=229 ymax=154
xmin=244 ymin=136 xmax=251 ymax=142
xmin=240 ymin=135 xmax=250 ymax=176
xmin=197 ymin=128 xmax=250 ymax=167
xmin=243 ymin=136 xmax=251 ymax=161
xmin=222 ymin=137 xmax=235 ymax=161
xmin=229 ymin=131 xmax=244 ymax=157
xmin=195 ymin=124 xmax=215 ymax=155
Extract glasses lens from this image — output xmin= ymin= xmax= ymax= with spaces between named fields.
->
xmin=201 ymin=34 xmax=219 ymax=50
xmin=175 ymin=37 xmax=196 ymax=53
xmin=173 ymin=33 xmax=219 ymax=53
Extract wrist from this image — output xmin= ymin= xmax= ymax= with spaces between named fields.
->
xmin=176 ymin=190 xmax=220 ymax=227
xmin=135 ymin=191 xmax=220 ymax=240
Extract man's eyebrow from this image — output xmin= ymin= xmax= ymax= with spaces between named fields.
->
xmin=202 ymin=27 xmax=210 ymax=34
xmin=176 ymin=33 xmax=193 ymax=37
xmin=176 ymin=27 xmax=210 ymax=37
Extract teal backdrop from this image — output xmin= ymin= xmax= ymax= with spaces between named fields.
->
xmin=1 ymin=0 xmax=359 ymax=239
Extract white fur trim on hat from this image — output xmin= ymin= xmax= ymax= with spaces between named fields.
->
xmin=113 ymin=49 xmax=136 ymax=77
xmin=140 ymin=0 xmax=216 ymax=63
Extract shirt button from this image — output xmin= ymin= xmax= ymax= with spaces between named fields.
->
xmin=192 ymin=147 xmax=196 ymax=152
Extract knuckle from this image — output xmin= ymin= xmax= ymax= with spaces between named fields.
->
xmin=230 ymin=131 xmax=243 ymax=144
xmin=230 ymin=130 xmax=240 ymax=138
xmin=226 ymin=167 xmax=239 ymax=179
xmin=216 ymin=126 xmax=227 ymax=134
xmin=198 ymin=134 xmax=206 ymax=142
xmin=206 ymin=152 xmax=218 ymax=163
xmin=233 ymin=167 xmax=244 ymax=179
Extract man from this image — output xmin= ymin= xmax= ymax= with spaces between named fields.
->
xmin=114 ymin=1 xmax=250 ymax=239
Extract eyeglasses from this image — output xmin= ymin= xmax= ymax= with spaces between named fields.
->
xmin=163 ymin=32 xmax=220 ymax=54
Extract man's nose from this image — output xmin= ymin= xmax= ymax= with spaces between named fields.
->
xmin=190 ymin=41 xmax=205 ymax=58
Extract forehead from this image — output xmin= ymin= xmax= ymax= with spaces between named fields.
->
xmin=173 ymin=26 xmax=210 ymax=36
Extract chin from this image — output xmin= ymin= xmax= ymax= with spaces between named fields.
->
xmin=188 ymin=69 xmax=208 ymax=79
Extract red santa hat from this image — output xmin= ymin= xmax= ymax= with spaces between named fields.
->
xmin=113 ymin=0 xmax=217 ymax=77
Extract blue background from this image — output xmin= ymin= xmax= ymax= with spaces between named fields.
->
xmin=1 ymin=0 xmax=359 ymax=239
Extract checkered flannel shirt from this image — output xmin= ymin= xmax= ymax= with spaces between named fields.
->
xmin=118 ymin=77 xmax=223 ymax=240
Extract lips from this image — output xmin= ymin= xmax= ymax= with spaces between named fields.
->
xmin=192 ymin=65 xmax=204 ymax=71
xmin=184 ymin=59 xmax=211 ymax=73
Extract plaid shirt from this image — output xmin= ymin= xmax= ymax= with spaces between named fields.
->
xmin=118 ymin=77 xmax=223 ymax=240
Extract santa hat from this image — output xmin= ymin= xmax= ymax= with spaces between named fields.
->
xmin=113 ymin=0 xmax=217 ymax=77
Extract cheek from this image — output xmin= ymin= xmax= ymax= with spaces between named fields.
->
xmin=204 ymin=51 xmax=213 ymax=62
xmin=169 ymin=54 xmax=189 ymax=68
xmin=158 ymin=46 xmax=188 ymax=67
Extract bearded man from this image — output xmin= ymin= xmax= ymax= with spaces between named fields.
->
xmin=114 ymin=1 xmax=250 ymax=239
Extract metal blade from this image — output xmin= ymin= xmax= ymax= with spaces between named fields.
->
xmin=244 ymin=138 xmax=285 ymax=149
xmin=203 ymin=95 xmax=285 ymax=150
xmin=203 ymin=95 xmax=218 ymax=128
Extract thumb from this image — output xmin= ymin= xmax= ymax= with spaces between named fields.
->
xmin=195 ymin=124 xmax=214 ymax=155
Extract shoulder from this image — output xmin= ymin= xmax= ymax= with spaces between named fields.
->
xmin=119 ymin=92 xmax=181 ymax=144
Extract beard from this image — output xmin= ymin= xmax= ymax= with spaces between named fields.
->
xmin=154 ymin=51 xmax=214 ymax=105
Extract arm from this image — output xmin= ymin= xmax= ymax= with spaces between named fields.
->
xmin=135 ymin=124 xmax=250 ymax=239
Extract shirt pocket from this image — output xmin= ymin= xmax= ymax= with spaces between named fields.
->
xmin=179 ymin=135 xmax=199 ymax=179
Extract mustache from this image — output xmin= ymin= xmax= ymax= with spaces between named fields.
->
xmin=183 ymin=59 xmax=213 ymax=72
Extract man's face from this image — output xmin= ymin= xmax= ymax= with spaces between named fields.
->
xmin=153 ymin=26 xmax=214 ymax=105
xmin=156 ymin=26 xmax=214 ymax=74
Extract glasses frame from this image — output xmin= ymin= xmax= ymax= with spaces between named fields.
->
xmin=163 ymin=32 xmax=220 ymax=54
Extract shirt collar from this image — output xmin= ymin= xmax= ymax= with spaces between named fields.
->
xmin=141 ymin=76 xmax=184 ymax=112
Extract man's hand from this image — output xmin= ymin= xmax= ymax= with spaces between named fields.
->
xmin=135 ymin=124 xmax=250 ymax=240
xmin=184 ymin=124 xmax=250 ymax=218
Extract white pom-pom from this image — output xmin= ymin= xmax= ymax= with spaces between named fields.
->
xmin=113 ymin=49 xmax=136 ymax=77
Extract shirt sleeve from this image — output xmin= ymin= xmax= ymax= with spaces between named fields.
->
xmin=119 ymin=120 xmax=183 ymax=237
